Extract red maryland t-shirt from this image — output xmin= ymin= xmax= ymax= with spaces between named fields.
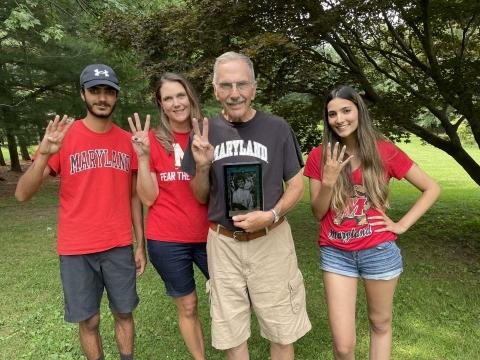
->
xmin=304 ymin=140 xmax=414 ymax=251
xmin=48 ymin=120 xmax=138 ymax=255
xmin=145 ymin=131 xmax=208 ymax=243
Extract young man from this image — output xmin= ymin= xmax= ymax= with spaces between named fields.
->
xmin=182 ymin=52 xmax=311 ymax=360
xmin=15 ymin=64 xmax=146 ymax=360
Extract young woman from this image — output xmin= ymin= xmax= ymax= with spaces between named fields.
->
xmin=304 ymin=86 xmax=441 ymax=360
xmin=128 ymin=73 xmax=209 ymax=360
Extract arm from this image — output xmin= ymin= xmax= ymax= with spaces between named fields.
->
xmin=190 ymin=163 xmax=211 ymax=204
xmin=189 ymin=117 xmax=214 ymax=204
xmin=232 ymin=170 xmax=304 ymax=232
xmin=128 ymin=113 xmax=159 ymax=206
xmin=309 ymin=142 xmax=353 ymax=221
xmin=15 ymin=115 xmax=72 ymax=201
xmin=131 ymin=173 xmax=147 ymax=277
xmin=271 ymin=170 xmax=304 ymax=219
xmin=136 ymin=157 xmax=159 ymax=206
xmin=309 ymin=177 xmax=334 ymax=221
xmin=370 ymin=164 xmax=441 ymax=234
xmin=15 ymin=154 xmax=52 ymax=201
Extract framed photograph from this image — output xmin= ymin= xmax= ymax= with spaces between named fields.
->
xmin=224 ymin=162 xmax=263 ymax=219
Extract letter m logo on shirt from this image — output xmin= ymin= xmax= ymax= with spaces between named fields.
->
xmin=345 ymin=197 xmax=368 ymax=218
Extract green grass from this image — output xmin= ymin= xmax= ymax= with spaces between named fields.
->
xmin=0 ymin=139 xmax=479 ymax=359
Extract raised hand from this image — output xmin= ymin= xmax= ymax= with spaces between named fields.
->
xmin=191 ymin=117 xmax=214 ymax=167
xmin=38 ymin=115 xmax=73 ymax=155
xmin=128 ymin=113 xmax=151 ymax=158
xmin=322 ymin=142 xmax=354 ymax=186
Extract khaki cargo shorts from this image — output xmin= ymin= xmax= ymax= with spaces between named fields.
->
xmin=206 ymin=219 xmax=311 ymax=350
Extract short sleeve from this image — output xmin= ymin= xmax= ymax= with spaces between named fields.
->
xmin=282 ymin=125 xmax=304 ymax=181
xmin=304 ymin=146 xmax=322 ymax=181
xmin=378 ymin=141 xmax=414 ymax=180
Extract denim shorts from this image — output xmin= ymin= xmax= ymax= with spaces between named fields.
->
xmin=147 ymin=240 xmax=209 ymax=297
xmin=320 ymin=241 xmax=403 ymax=280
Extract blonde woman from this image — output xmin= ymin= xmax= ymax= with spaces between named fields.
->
xmin=128 ymin=73 xmax=209 ymax=360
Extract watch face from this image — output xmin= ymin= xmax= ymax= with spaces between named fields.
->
xmin=224 ymin=162 xmax=263 ymax=219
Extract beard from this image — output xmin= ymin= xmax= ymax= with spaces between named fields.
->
xmin=84 ymin=99 xmax=116 ymax=119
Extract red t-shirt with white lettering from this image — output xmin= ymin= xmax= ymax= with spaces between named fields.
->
xmin=304 ymin=140 xmax=414 ymax=251
xmin=145 ymin=131 xmax=208 ymax=243
xmin=48 ymin=120 xmax=137 ymax=255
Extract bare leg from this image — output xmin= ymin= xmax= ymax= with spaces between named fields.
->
xmin=323 ymin=272 xmax=358 ymax=360
xmin=79 ymin=313 xmax=102 ymax=360
xmin=270 ymin=342 xmax=294 ymax=360
xmin=112 ymin=312 xmax=134 ymax=357
xmin=174 ymin=290 xmax=206 ymax=360
xmin=226 ymin=341 xmax=249 ymax=360
xmin=364 ymin=277 xmax=399 ymax=360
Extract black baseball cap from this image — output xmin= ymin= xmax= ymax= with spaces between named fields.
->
xmin=80 ymin=64 xmax=120 ymax=91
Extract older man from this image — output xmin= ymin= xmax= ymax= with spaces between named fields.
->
xmin=182 ymin=52 xmax=311 ymax=360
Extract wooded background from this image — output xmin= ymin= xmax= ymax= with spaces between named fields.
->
xmin=1 ymin=0 xmax=478 ymax=185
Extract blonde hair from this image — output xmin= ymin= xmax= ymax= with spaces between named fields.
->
xmin=154 ymin=73 xmax=202 ymax=152
xmin=322 ymin=86 xmax=389 ymax=213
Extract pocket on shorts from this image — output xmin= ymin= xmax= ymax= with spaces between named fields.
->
xmin=205 ymin=279 xmax=213 ymax=317
xmin=288 ymin=271 xmax=306 ymax=314
xmin=375 ymin=241 xmax=395 ymax=251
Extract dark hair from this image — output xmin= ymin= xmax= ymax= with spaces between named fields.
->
xmin=322 ymin=85 xmax=389 ymax=212
xmin=154 ymin=73 xmax=202 ymax=152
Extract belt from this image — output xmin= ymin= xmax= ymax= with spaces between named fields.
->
xmin=209 ymin=217 xmax=285 ymax=241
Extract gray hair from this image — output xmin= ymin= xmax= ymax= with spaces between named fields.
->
xmin=213 ymin=51 xmax=256 ymax=83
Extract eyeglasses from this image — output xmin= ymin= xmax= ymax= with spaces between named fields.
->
xmin=216 ymin=81 xmax=253 ymax=93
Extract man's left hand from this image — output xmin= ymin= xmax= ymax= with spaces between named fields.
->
xmin=134 ymin=246 xmax=147 ymax=277
xmin=232 ymin=211 xmax=274 ymax=233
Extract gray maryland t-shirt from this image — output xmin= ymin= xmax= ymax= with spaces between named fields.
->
xmin=182 ymin=110 xmax=303 ymax=230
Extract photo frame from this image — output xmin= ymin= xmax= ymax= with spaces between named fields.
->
xmin=223 ymin=162 xmax=263 ymax=219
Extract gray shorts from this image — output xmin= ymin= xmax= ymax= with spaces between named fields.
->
xmin=59 ymin=246 xmax=139 ymax=323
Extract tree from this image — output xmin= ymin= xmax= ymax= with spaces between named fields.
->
xmin=98 ymin=0 xmax=480 ymax=185
xmin=0 ymin=0 xmax=155 ymax=171
xmin=1 ymin=0 xmax=79 ymax=171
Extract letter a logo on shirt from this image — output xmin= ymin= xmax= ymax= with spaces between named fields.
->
xmin=173 ymin=143 xmax=184 ymax=168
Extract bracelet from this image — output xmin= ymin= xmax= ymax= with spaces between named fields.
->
xmin=270 ymin=208 xmax=280 ymax=224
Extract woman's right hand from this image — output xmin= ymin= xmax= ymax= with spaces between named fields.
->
xmin=322 ymin=142 xmax=354 ymax=186
xmin=191 ymin=117 xmax=214 ymax=167
xmin=128 ymin=113 xmax=151 ymax=159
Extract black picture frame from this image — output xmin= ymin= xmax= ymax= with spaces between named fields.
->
xmin=223 ymin=162 xmax=263 ymax=219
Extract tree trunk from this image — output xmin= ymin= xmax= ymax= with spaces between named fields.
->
xmin=6 ymin=130 xmax=22 ymax=172
xmin=0 ymin=146 xmax=6 ymax=166
xmin=19 ymin=138 xmax=31 ymax=161
xmin=444 ymin=145 xmax=480 ymax=186
xmin=406 ymin=123 xmax=480 ymax=186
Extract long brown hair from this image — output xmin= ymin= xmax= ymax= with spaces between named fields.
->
xmin=322 ymin=85 xmax=389 ymax=213
xmin=154 ymin=73 xmax=202 ymax=152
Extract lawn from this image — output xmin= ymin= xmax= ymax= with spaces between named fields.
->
xmin=0 ymin=139 xmax=479 ymax=360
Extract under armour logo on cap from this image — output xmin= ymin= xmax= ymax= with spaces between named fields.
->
xmin=80 ymin=64 xmax=120 ymax=91
xmin=94 ymin=69 xmax=110 ymax=77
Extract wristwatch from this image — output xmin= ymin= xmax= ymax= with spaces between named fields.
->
xmin=270 ymin=208 xmax=280 ymax=224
